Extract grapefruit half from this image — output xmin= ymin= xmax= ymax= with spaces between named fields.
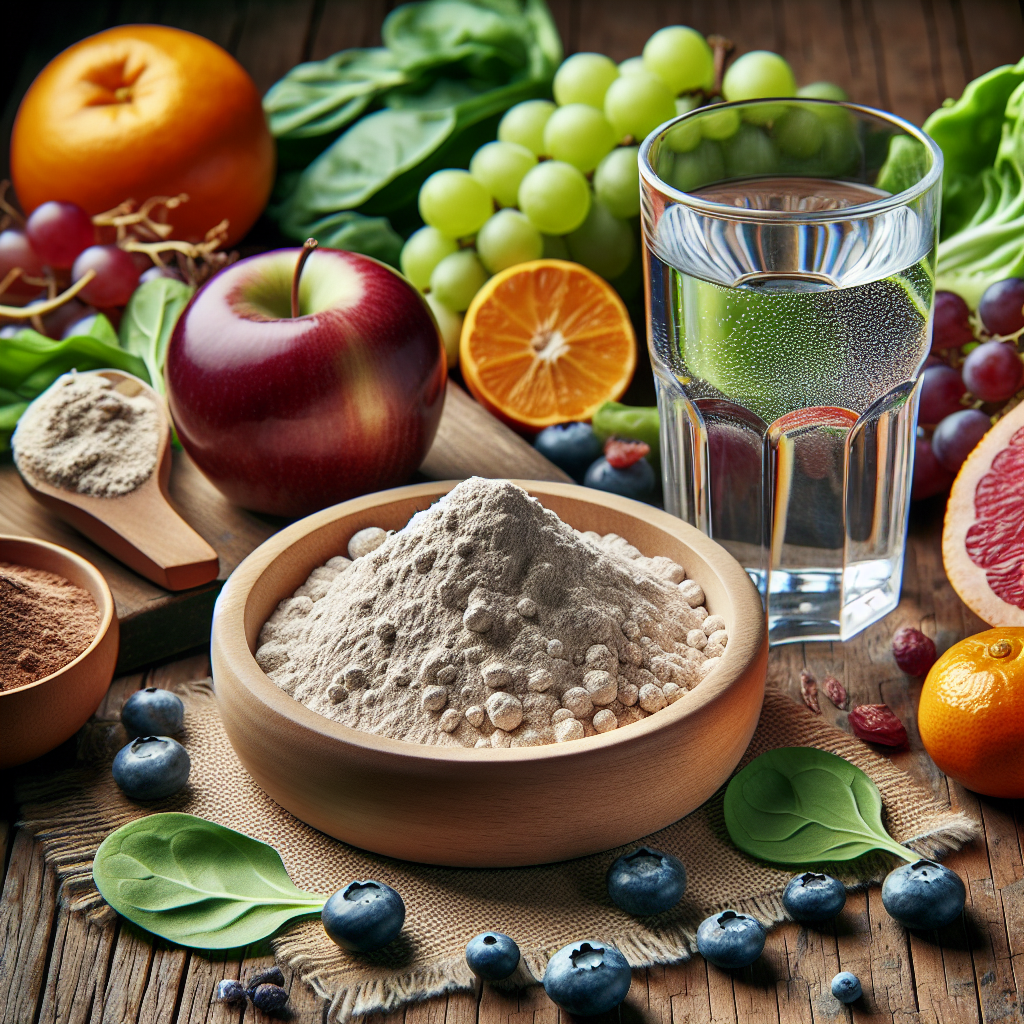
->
xmin=942 ymin=401 xmax=1024 ymax=626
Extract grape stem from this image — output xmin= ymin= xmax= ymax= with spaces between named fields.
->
xmin=292 ymin=238 xmax=318 ymax=318
xmin=0 ymin=269 xmax=96 ymax=319
xmin=0 ymin=180 xmax=25 ymax=228
xmin=706 ymin=35 xmax=735 ymax=98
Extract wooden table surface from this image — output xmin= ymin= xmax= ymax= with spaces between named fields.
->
xmin=2 ymin=1 xmax=1023 ymax=1023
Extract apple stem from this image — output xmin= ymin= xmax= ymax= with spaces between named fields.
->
xmin=291 ymin=238 xmax=318 ymax=318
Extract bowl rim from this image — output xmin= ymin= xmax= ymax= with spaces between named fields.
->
xmin=0 ymin=533 xmax=116 ymax=695
xmin=213 ymin=479 xmax=767 ymax=763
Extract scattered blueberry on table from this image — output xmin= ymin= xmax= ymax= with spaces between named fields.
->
xmin=465 ymin=931 xmax=521 ymax=981
xmin=251 ymin=983 xmax=289 ymax=1013
xmin=782 ymin=872 xmax=846 ymax=923
xmin=831 ymin=971 xmax=862 ymax=1003
xmin=111 ymin=736 xmax=190 ymax=801
xmin=881 ymin=860 xmax=966 ymax=929
xmin=695 ymin=910 xmax=766 ymax=969
xmin=120 ymin=687 xmax=184 ymax=738
xmin=584 ymin=438 xmax=656 ymax=501
xmin=246 ymin=966 xmax=285 ymax=999
xmin=606 ymin=846 xmax=687 ymax=916
xmin=322 ymin=880 xmax=406 ymax=952
xmin=215 ymin=979 xmax=245 ymax=1004
xmin=534 ymin=422 xmax=604 ymax=482
xmin=542 ymin=940 xmax=632 ymax=1016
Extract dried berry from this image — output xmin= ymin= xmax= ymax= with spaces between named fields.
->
xmin=604 ymin=437 xmax=650 ymax=469
xmin=245 ymin=965 xmax=285 ymax=999
xmin=892 ymin=627 xmax=937 ymax=676
xmin=849 ymin=704 xmax=908 ymax=748
xmin=215 ymin=979 xmax=245 ymax=1004
xmin=251 ymin=983 xmax=289 ymax=1013
xmin=822 ymin=674 xmax=848 ymax=710
xmin=800 ymin=669 xmax=820 ymax=714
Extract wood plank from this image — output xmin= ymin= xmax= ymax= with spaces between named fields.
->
xmin=309 ymin=0 xmax=391 ymax=60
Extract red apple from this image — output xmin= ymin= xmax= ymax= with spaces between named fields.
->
xmin=166 ymin=247 xmax=446 ymax=517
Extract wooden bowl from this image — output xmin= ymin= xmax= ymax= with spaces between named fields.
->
xmin=0 ymin=536 xmax=118 ymax=769
xmin=212 ymin=481 xmax=768 ymax=867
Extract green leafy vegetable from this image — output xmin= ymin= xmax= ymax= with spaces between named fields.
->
xmin=93 ymin=813 xmax=327 ymax=949
xmin=119 ymin=278 xmax=194 ymax=395
xmin=723 ymin=747 xmax=917 ymax=865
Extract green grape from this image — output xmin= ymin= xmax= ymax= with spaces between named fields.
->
xmin=618 ymin=56 xmax=646 ymax=77
xmin=400 ymin=227 xmax=459 ymax=291
xmin=476 ymin=209 xmax=543 ymax=273
xmin=566 ymin=200 xmax=635 ymax=280
xmin=554 ymin=52 xmax=620 ymax=108
xmin=470 ymin=141 xmax=537 ymax=207
xmin=604 ymin=72 xmax=677 ymax=143
xmin=723 ymin=123 xmax=780 ymax=178
xmin=669 ymin=138 xmax=725 ymax=192
xmin=425 ymin=292 xmax=462 ymax=369
xmin=498 ymin=100 xmax=557 ymax=156
xmin=642 ymin=26 xmax=714 ymax=94
xmin=542 ymin=233 xmax=571 ymax=259
xmin=722 ymin=51 xmax=796 ymax=124
xmin=816 ymin=120 xmax=861 ymax=176
xmin=594 ymin=146 xmax=641 ymax=218
xmin=419 ymin=170 xmax=493 ymax=239
xmin=797 ymin=81 xmax=853 ymax=126
xmin=773 ymin=106 xmax=824 ymax=158
xmin=517 ymin=160 xmax=592 ymax=235
xmin=676 ymin=95 xmax=700 ymax=115
xmin=664 ymin=98 xmax=702 ymax=152
xmin=543 ymin=103 xmax=617 ymax=173
xmin=429 ymin=249 xmax=489 ymax=313
xmin=700 ymin=104 xmax=741 ymax=141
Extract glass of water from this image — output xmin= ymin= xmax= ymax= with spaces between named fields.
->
xmin=639 ymin=99 xmax=942 ymax=644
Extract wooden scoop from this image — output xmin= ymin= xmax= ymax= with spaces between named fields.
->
xmin=16 ymin=370 xmax=219 ymax=591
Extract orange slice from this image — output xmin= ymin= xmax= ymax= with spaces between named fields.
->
xmin=460 ymin=259 xmax=637 ymax=432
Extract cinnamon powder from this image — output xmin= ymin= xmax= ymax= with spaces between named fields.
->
xmin=0 ymin=561 xmax=100 ymax=690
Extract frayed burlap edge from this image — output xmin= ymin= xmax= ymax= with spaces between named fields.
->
xmin=14 ymin=677 xmax=982 ymax=1022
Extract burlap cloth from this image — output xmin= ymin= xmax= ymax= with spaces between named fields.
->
xmin=16 ymin=679 xmax=979 ymax=1022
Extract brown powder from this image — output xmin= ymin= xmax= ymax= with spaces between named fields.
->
xmin=0 ymin=562 xmax=100 ymax=690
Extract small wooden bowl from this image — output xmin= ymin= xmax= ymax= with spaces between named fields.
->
xmin=0 ymin=536 xmax=118 ymax=769
xmin=212 ymin=482 xmax=768 ymax=867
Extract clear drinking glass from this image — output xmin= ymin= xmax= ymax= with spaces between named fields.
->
xmin=639 ymin=99 xmax=942 ymax=644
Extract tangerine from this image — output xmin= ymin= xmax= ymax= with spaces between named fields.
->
xmin=10 ymin=25 xmax=274 ymax=247
xmin=460 ymin=259 xmax=636 ymax=433
xmin=917 ymin=627 xmax=1024 ymax=798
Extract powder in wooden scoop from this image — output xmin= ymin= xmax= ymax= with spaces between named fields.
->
xmin=0 ymin=561 xmax=100 ymax=690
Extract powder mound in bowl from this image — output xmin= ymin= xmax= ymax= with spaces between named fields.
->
xmin=12 ymin=372 xmax=161 ymax=497
xmin=257 ymin=478 xmax=730 ymax=748
xmin=0 ymin=562 xmax=100 ymax=690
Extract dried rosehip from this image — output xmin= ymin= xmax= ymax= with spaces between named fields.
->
xmin=800 ymin=669 xmax=820 ymax=714
xmin=849 ymin=704 xmax=909 ymax=748
xmin=892 ymin=627 xmax=937 ymax=676
xmin=604 ymin=437 xmax=650 ymax=469
xmin=822 ymin=674 xmax=848 ymax=710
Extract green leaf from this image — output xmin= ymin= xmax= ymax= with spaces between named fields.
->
xmin=93 ymin=813 xmax=327 ymax=950
xmin=723 ymin=747 xmax=918 ymax=866
xmin=305 ymin=210 xmax=405 ymax=267
xmin=119 ymin=278 xmax=194 ymax=396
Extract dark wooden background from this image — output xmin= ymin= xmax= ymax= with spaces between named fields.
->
xmin=2 ymin=2 xmax=1023 ymax=1024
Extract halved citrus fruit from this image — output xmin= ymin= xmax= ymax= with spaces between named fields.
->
xmin=942 ymin=400 xmax=1024 ymax=626
xmin=460 ymin=259 xmax=636 ymax=432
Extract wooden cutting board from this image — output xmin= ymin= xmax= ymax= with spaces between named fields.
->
xmin=0 ymin=381 xmax=571 ymax=671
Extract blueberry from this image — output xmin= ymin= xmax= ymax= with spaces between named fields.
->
xmin=584 ymin=456 xmax=656 ymax=501
xmin=111 ymin=736 xmax=190 ymax=801
xmin=782 ymin=872 xmax=846 ymax=923
xmin=245 ymin=965 xmax=285 ymax=999
xmin=542 ymin=940 xmax=631 ymax=1016
xmin=251 ymin=983 xmax=289 ymax=1013
xmin=881 ymin=859 xmax=966 ymax=930
xmin=830 ymin=971 xmax=862 ymax=1003
xmin=322 ymin=880 xmax=405 ymax=952
xmin=465 ymin=931 xmax=520 ymax=981
xmin=215 ymin=979 xmax=245 ymax=1004
xmin=534 ymin=423 xmax=604 ymax=482
xmin=606 ymin=846 xmax=687 ymax=916
xmin=121 ymin=687 xmax=184 ymax=738
xmin=695 ymin=911 xmax=766 ymax=969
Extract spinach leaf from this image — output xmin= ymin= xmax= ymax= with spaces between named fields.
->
xmin=93 ymin=813 xmax=327 ymax=950
xmin=119 ymin=278 xmax=194 ymax=395
xmin=303 ymin=210 xmax=405 ymax=267
xmin=723 ymin=747 xmax=917 ymax=865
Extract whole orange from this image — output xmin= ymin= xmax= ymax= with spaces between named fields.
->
xmin=918 ymin=627 xmax=1024 ymax=798
xmin=10 ymin=25 xmax=274 ymax=247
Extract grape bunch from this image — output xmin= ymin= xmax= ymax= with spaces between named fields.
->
xmin=913 ymin=280 xmax=1024 ymax=499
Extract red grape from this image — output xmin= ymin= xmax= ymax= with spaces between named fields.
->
xmin=41 ymin=298 xmax=94 ymax=339
xmin=932 ymin=290 xmax=974 ymax=350
xmin=911 ymin=436 xmax=954 ymax=500
xmin=978 ymin=277 xmax=1024 ymax=336
xmin=25 ymin=201 xmax=96 ymax=269
xmin=0 ymin=229 xmax=45 ymax=297
xmin=931 ymin=408 xmax=991 ymax=473
xmin=961 ymin=340 xmax=1024 ymax=402
xmin=61 ymin=313 xmax=101 ymax=339
xmin=918 ymin=364 xmax=966 ymax=426
xmin=72 ymin=245 xmax=141 ymax=307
